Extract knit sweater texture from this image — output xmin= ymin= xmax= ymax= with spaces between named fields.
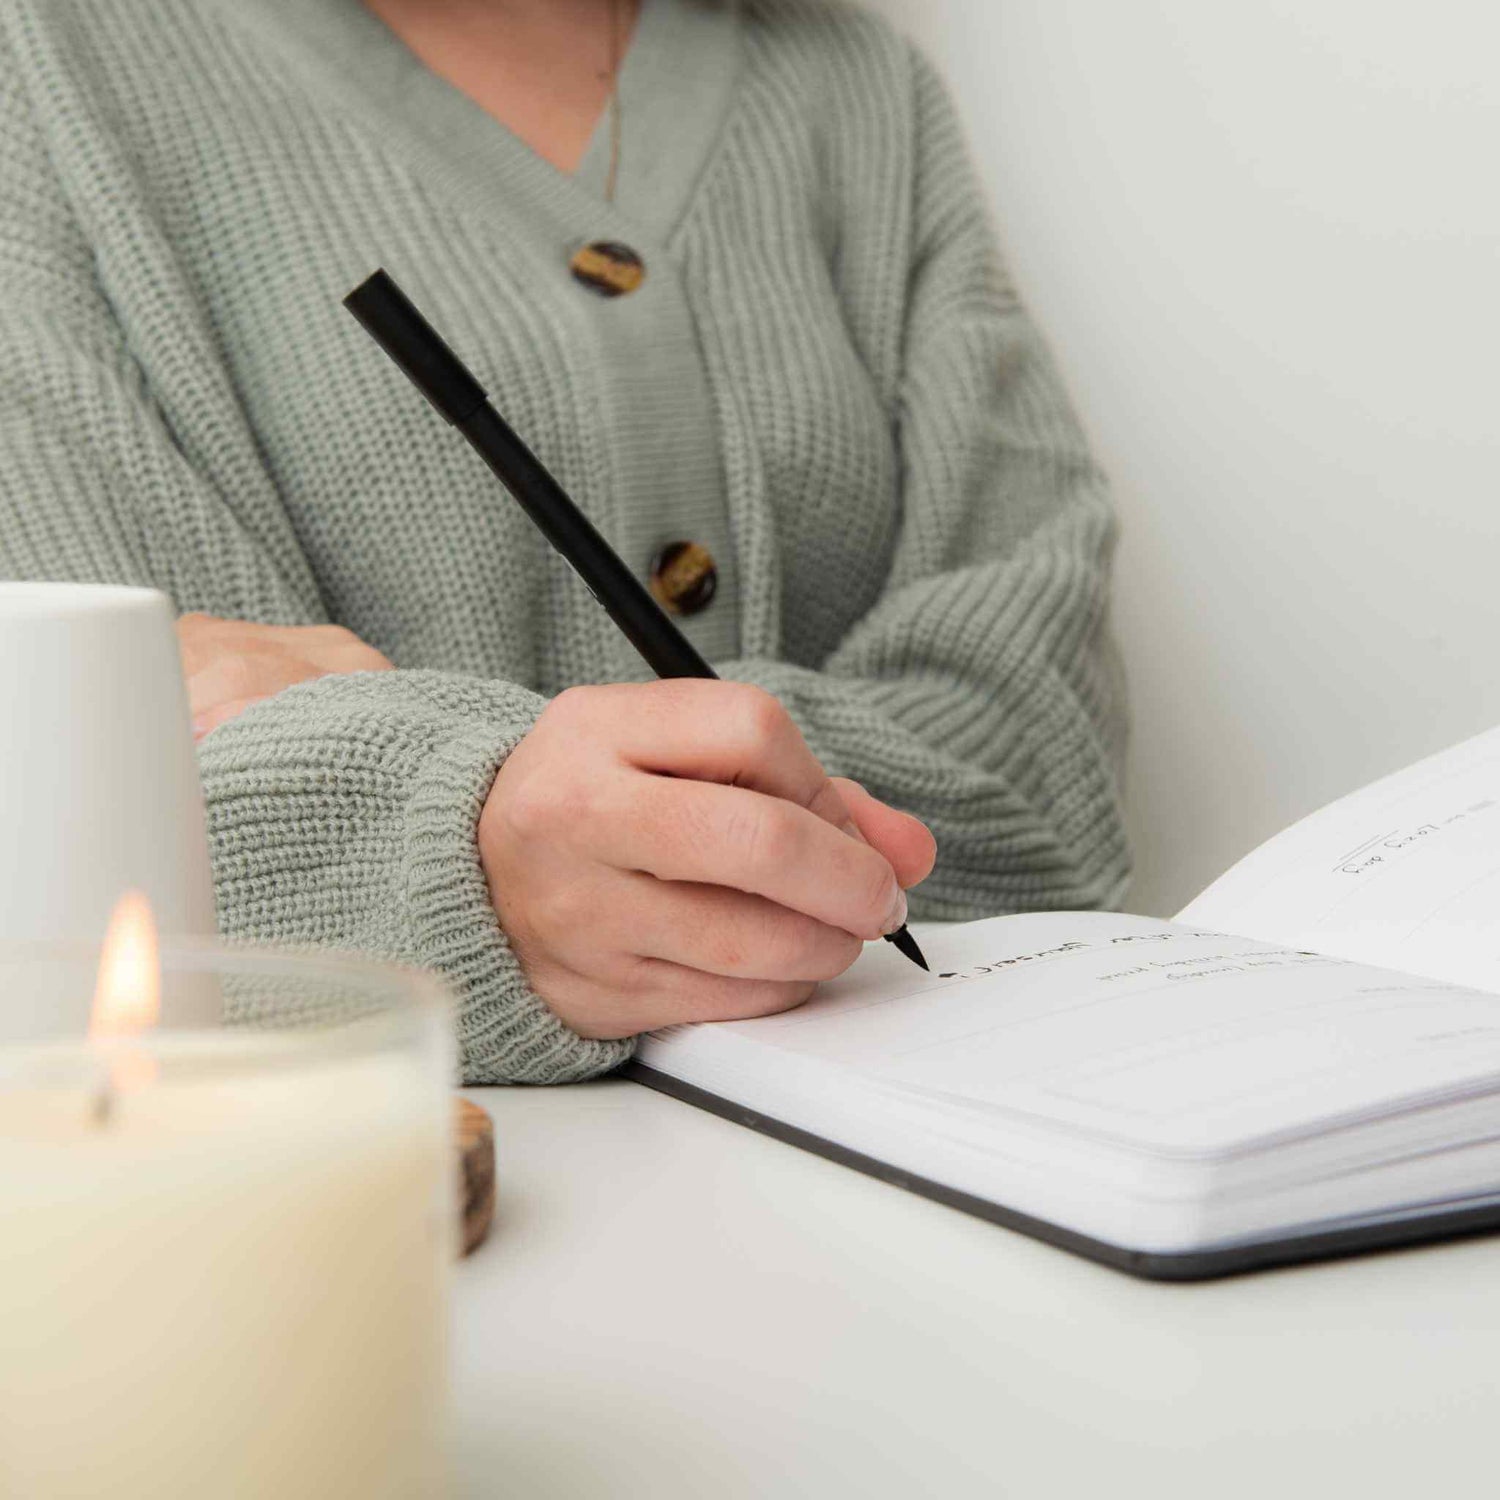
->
xmin=0 ymin=0 xmax=1130 ymax=1083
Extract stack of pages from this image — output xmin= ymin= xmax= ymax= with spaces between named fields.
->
xmin=630 ymin=727 xmax=1500 ymax=1278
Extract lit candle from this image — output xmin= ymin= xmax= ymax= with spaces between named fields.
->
xmin=0 ymin=896 xmax=453 ymax=1498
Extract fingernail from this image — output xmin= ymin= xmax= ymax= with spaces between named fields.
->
xmin=882 ymin=886 xmax=908 ymax=935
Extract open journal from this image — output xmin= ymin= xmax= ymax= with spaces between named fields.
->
xmin=626 ymin=726 xmax=1500 ymax=1279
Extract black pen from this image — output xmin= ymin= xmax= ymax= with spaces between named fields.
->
xmin=344 ymin=268 xmax=928 ymax=972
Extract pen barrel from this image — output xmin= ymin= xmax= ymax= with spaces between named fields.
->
xmin=458 ymin=406 xmax=717 ymax=681
xmin=342 ymin=270 xmax=924 ymax=969
xmin=344 ymin=270 xmax=488 ymax=427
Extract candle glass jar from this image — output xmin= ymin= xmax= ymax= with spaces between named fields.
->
xmin=0 ymin=939 xmax=454 ymax=1500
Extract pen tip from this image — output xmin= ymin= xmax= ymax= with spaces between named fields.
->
xmin=885 ymin=925 xmax=929 ymax=971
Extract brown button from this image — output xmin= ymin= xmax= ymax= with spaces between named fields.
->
xmin=569 ymin=241 xmax=646 ymax=298
xmin=648 ymin=540 xmax=717 ymax=616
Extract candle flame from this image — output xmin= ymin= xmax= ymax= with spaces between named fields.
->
xmin=90 ymin=891 xmax=161 ymax=1100
xmin=91 ymin=889 xmax=162 ymax=1038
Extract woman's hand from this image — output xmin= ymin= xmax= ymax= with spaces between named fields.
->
xmin=176 ymin=614 xmax=394 ymax=739
xmin=479 ymin=680 xmax=937 ymax=1039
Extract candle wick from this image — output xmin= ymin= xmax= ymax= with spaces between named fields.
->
xmin=90 ymin=1082 xmax=117 ymax=1130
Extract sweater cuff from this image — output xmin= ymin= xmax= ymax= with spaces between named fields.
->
xmin=404 ymin=715 xmax=636 ymax=1085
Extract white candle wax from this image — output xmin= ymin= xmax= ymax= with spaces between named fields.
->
xmin=0 ymin=1035 xmax=451 ymax=1498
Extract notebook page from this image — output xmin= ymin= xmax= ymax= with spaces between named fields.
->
xmin=1177 ymin=725 xmax=1500 ymax=992
xmin=639 ymin=911 xmax=1500 ymax=1158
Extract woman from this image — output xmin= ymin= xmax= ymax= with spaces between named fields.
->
xmin=0 ymin=0 xmax=1129 ymax=1082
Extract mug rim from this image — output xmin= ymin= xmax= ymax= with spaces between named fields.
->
xmin=0 ymin=581 xmax=170 ymax=619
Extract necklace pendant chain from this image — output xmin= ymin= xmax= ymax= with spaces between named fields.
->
xmin=604 ymin=0 xmax=623 ymax=205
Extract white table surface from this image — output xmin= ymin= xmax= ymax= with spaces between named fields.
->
xmin=453 ymin=1080 xmax=1498 ymax=1498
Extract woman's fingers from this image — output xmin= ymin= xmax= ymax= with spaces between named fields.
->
xmin=563 ymin=958 xmax=820 ymax=1038
xmin=582 ymin=774 xmax=907 ymax=940
xmin=192 ymin=696 xmax=268 ymax=741
xmin=176 ymin=614 xmax=393 ymax=724
xmin=624 ymin=957 xmax=820 ymax=1030
xmin=187 ymin=653 xmax=322 ymax=719
xmin=561 ymin=680 xmax=862 ymax=834
xmin=493 ymin=864 xmax=843 ymax=1037
xmin=596 ymin=872 xmax=865 ymax=981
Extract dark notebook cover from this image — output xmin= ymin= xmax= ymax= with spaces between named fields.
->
xmin=624 ymin=1061 xmax=1500 ymax=1281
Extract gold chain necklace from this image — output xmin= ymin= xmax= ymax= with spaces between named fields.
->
xmin=604 ymin=0 xmax=624 ymax=203
xmin=567 ymin=0 xmax=646 ymax=297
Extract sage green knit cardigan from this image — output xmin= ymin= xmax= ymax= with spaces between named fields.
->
xmin=0 ymin=0 xmax=1129 ymax=1082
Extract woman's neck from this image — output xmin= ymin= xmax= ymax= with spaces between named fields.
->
xmin=361 ymin=0 xmax=642 ymax=177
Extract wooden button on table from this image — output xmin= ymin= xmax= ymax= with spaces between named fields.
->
xmin=455 ymin=1097 xmax=496 ymax=1257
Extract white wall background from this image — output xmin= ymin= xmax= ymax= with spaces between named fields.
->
xmin=866 ymin=0 xmax=1500 ymax=914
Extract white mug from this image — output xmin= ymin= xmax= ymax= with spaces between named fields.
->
xmin=0 ymin=583 xmax=216 ymax=948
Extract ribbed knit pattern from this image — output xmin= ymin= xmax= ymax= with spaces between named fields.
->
xmin=0 ymin=0 xmax=1130 ymax=1083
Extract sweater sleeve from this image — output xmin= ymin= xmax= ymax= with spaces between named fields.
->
xmin=0 ymin=45 xmax=630 ymax=1084
xmin=721 ymin=50 xmax=1131 ymax=920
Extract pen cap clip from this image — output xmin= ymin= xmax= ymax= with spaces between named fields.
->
xmin=343 ymin=269 xmax=488 ymax=426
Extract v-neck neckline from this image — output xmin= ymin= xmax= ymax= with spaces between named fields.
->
xmin=212 ymin=0 xmax=741 ymax=247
